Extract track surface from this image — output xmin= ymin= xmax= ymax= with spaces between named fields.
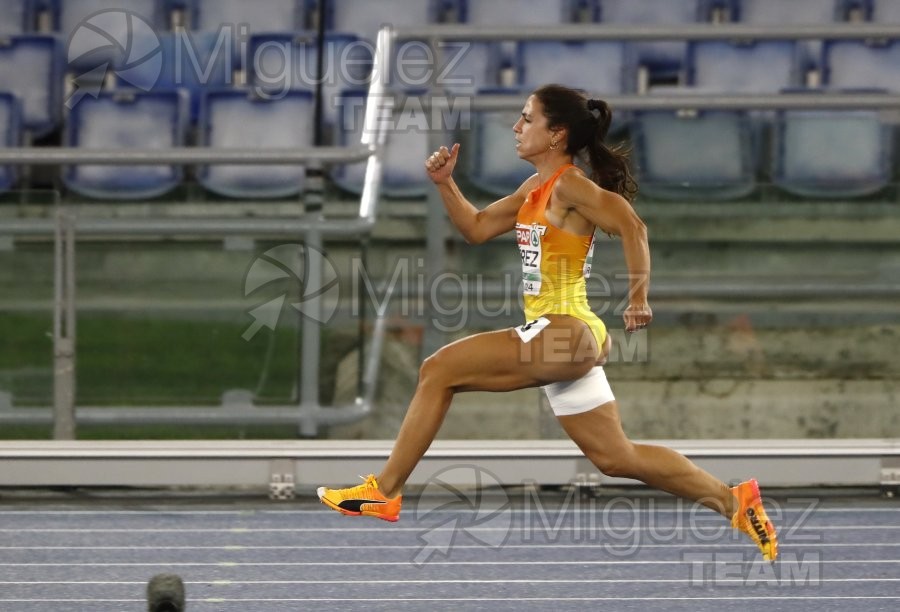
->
xmin=0 ymin=489 xmax=898 ymax=611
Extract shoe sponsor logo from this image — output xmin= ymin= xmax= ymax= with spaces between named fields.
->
xmin=746 ymin=507 xmax=770 ymax=545
xmin=339 ymin=499 xmax=387 ymax=513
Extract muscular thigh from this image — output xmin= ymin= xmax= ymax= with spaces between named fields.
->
xmin=428 ymin=315 xmax=600 ymax=393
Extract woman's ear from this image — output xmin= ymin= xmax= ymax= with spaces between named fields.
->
xmin=551 ymin=126 xmax=568 ymax=147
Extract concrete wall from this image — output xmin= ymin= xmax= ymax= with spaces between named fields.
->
xmin=328 ymin=322 xmax=900 ymax=441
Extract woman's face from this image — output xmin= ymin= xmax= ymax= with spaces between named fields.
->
xmin=513 ymin=95 xmax=560 ymax=161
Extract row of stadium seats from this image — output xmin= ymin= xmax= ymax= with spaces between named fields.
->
xmin=1 ymin=31 xmax=899 ymax=137
xmin=7 ymin=0 xmax=900 ymax=36
xmin=0 ymin=85 xmax=892 ymax=202
xmin=0 ymin=1 xmax=897 ymax=201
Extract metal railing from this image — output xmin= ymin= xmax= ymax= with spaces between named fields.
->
xmin=0 ymin=28 xmax=396 ymax=438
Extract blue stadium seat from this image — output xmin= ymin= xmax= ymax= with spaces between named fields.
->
xmin=772 ymin=106 xmax=892 ymax=198
xmin=725 ymin=0 xmax=859 ymax=70
xmin=193 ymin=0 xmax=306 ymax=33
xmin=823 ymin=40 xmax=900 ymax=91
xmin=0 ymin=0 xmax=32 ymax=33
xmin=0 ymin=94 xmax=22 ymax=193
xmin=0 ymin=35 xmax=64 ymax=137
xmin=872 ymin=0 xmax=900 ymax=21
xmin=731 ymin=0 xmax=844 ymax=22
xmin=517 ymin=41 xmax=634 ymax=95
xmin=325 ymin=0 xmax=445 ymax=42
xmin=192 ymin=0 xmax=307 ymax=68
xmin=462 ymin=0 xmax=597 ymax=24
xmin=64 ymin=90 xmax=188 ymax=200
xmin=116 ymin=31 xmax=232 ymax=123
xmin=463 ymin=1 xmax=599 ymax=85
xmin=330 ymin=89 xmax=430 ymax=198
xmin=462 ymin=89 xmax=534 ymax=197
xmin=394 ymin=40 xmax=501 ymax=95
xmin=631 ymin=108 xmax=758 ymax=200
xmin=197 ymin=89 xmax=314 ymax=199
xmin=59 ymin=0 xmax=166 ymax=72
xmin=598 ymin=0 xmax=701 ymax=84
xmin=687 ymin=40 xmax=804 ymax=92
xmin=249 ymin=32 xmax=372 ymax=125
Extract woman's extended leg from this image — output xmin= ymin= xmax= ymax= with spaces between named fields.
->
xmin=557 ymin=401 xmax=778 ymax=561
xmin=557 ymin=401 xmax=735 ymax=516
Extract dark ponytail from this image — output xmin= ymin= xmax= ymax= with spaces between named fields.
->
xmin=533 ymin=84 xmax=638 ymax=202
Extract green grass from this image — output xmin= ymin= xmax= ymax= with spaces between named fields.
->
xmin=0 ymin=312 xmax=359 ymax=439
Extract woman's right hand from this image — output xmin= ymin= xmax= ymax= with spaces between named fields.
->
xmin=424 ymin=143 xmax=460 ymax=185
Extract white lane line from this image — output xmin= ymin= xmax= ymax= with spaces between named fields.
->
xmin=4 ymin=596 xmax=900 ymax=603
xmin=1 ymin=559 xmax=899 ymax=566
xmin=0 ymin=522 xmax=900 ymax=533
xmin=3 ymin=578 xmax=900 ymax=586
xmin=1 ymin=542 xmax=897 ymax=550
xmin=0 ymin=525 xmax=897 ymax=533
xmin=1 ymin=507 xmax=898 ymax=516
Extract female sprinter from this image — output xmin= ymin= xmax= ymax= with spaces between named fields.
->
xmin=318 ymin=84 xmax=777 ymax=561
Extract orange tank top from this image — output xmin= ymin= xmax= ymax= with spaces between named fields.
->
xmin=515 ymin=164 xmax=607 ymax=346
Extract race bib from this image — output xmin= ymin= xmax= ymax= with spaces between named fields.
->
xmin=515 ymin=316 xmax=551 ymax=343
xmin=583 ymin=234 xmax=595 ymax=279
xmin=516 ymin=223 xmax=546 ymax=296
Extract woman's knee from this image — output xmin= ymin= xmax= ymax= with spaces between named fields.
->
xmin=588 ymin=444 xmax=637 ymax=478
xmin=418 ymin=349 xmax=454 ymax=389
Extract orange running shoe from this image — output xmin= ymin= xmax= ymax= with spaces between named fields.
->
xmin=731 ymin=478 xmax=778 ymax=562
xmin=317 ymin=474 xmax=402 ymax=522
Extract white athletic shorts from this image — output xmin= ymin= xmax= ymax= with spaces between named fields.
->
xmin=542 ymin=366 xmax=615 ymax=417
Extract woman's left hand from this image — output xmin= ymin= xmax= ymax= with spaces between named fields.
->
xmin=624 ymin=301 xmax=652 ymax=332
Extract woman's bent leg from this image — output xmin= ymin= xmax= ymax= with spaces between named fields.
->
xmin=377 ymin=317 xmax=599 ymax=498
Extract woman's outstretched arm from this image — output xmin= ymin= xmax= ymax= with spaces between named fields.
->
xmin=426 ymin=143 xmax=537 ymax=245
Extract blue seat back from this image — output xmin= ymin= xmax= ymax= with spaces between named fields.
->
xmin=773 ymin=108 xmax=892 ymax=198
xmin=60 ymin=0 xmax=164 ymax=72
xmin=198 ymin=89 xmax=314 ymax=199
xmin=391 ymin=39 xmax=501 ymax=95
xmin=599 ymin=0 xmax=700 ymax=73
xmin=249 ymin=32 xmax=372 ymax=125
xmin=823 ymin=40 xmax=900 ymax=91
xmin=330 ymin=89 xmax=430 ymax=197
xmin=632 ymin=109 xmax=757 ymax=200
xmin=687 ymin=40 xmax=803 ymax=93
xmin=517 ymin=41 xmax=633 ymax=95
xmin=0 ymin=0 xmax=31 ymax=34
xmin=873 ymin=0 xmax=900 ymax=21
xmin=64 ymin=89 xmax=188 ymax=200
xmin=117 ymin=31 xmax=232 ymax=122
xmin=734 ymin=0 xmax=842 ymax=22
xmin=193 ymin=0 xmax=304 ymax=32
xmin=0 ymin=35 xmax=63 ymax=136
xmin=0 ymin=93 xmax=22 ymax=193
xmin=462 ymin=0 xmax=593 ymax=24
xmin=729 ymin=0 xmax=852 ymax=66
xmin=326 ymin=0 xmax=439 ymax=42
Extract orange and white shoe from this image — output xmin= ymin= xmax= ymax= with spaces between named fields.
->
xmin=731 ymin=478 xmax=778 ymax=562
xmin=317 ymin=474 xmax=402 ymax=522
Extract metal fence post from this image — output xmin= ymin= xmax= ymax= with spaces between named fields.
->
xmin=52 ymin=206 xmax=76 ymax=440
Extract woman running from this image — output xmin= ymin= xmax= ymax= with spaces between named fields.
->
xmin=317 ymin=84 xmax=777 ymax=562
